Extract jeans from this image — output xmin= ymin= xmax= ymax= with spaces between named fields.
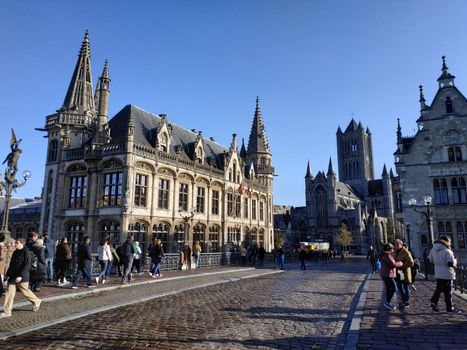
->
xmin=431 ymin=279 xmax=453 ymax=311
xmin=122 ymin=257 xmax=134 ymax=283
xmin=73 ymin=264 xmax=93 ymax=287
xmin=31 ymin=279 xmax=44 ymax=291
xmin=45 ymin=257 xmax=54 ymax=280
xmin=151 ymin=261 xmax=161 ymax=276
xmin=193 ymin=254 xmax=200 ymax=268
xmin=396 ymin=279 xmax=411 ymax=304
xmin=98 ymin=260 xmax=108 ymax=280
xmin=105 ymin=261 xmax=113 ymax=277
xmin=300 ymin=259 xmax=306 ymax=270
xmin=278 ymin=255 xmax=284 ymax=270
xmin=382 ymin=276 xmax=397 ymax=303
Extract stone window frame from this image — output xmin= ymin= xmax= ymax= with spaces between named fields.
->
xmin=134 ymin=173 xmax=148 ymax=207
xmin=178 ymin=182 xmax=189 ymax=212
xmin=196 ymin=186 xmax=205 ymax=213
xmin=158 ymin=178 xmax=170 ymax=210
xmin=102 ymin=172 xmax=123 ymax=207
xmin=211 ymin=190 xmax=220 ymax=216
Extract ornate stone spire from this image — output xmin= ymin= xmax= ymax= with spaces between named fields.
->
xmin=95 ymin=60 xmax=111 ymax=141
xmin=437 ymin=55 xmax=455 ymax=87
xmin=62 ymin=30 xmax=95 ymax=113
xmin=305 ymin=161 xmax=313 ymax=178
xmin=246 ymin=96 xmax=271 ymax=155
xmin=419 ymin=85 xmax=426 ymax=110
xmin=240 ymin=138 xmax=247 ymax=159
xmin=397 ymin=118 xmax=402 ymax=143
xmin=382 ymin=164 xmax=388 ymax=177
xmin=327 ymin=157 xmax=336 ymax=176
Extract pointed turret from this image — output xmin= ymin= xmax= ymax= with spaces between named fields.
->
xmin=419 ymin=85 xmax=427 ymax=110
xmin=246 ymin=96 xmax=271 ymax=155
xmin=337 ymin=126 xmax=342 ymax=134
xmin=345 ymin=119 xmax=359 ymax=132
xmin=327 ymin=158 xmax=336 ymax=176
xmin=389 ymin=168 xmax=395 ymax=179
xmin=240 ymin=138 xmax=247 ymax=159
xmin=305 ymin=161 xmax=313 ymax=178
xmin=230 ymin=133 xmax=237 ymax=152
xmin=397 ymin=118 xmax=402 ymax=144
xmin=382 ymin=164 xmax=388 ymax=177
xmin=95 ymin=59 xmax=111 ymax=143
xmin=366 ymin=127 xmax=371 ymax=135
xmin=437 ymin=56 xmax=455 ymax=88
xmin=358 ymin=121 xmax=363 ymax=130
xmin=62 ymin=30 xmax=95 ymax=114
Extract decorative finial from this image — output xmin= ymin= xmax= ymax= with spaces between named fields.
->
xmin=419 ymin=85 xmax=426 ymax=109
xmin=255 ymin=96 xmax=261 ymax=115
xmin=442 ymin=55 xmax=447 ymax=70
xmin=102 ymin=59 xmax=109 ymax=78
xmin=397 ymin=118 xmax=402 ymax=143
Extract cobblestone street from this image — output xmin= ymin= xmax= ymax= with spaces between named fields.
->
xmin=0 ymin=258 xmax=367 ymax=350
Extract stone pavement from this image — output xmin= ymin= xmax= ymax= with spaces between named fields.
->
xmin=358 ymin=273 xmax=467 ymax=350
xmin=0 ymin=258 xmax=368 ymax=349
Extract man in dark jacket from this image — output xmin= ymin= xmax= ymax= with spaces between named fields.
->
xmin=149 ymin=239 xmax=165 ymax=277
xmin=367 ymin=246 xmax=378 ymax=273
xmin=121 ymin=235 xmax=135 ymax=284
xmin=71 ymin=236 xmax=95 ymax=289
xmin=1 ymin=238 xmax=41 ymax=318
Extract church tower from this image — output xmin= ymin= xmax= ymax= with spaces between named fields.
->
xmin=246 ymin=97 xmax=274 ymax=185
xmin=336 ymin=119 xmax=374 ymax=197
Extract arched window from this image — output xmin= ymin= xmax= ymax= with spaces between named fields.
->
xmin=208 ymin=226 xmax=220 ymax=252
xmin=152 ymin=223 xmax=169 ymax=250
xmin=196 ymin=147 xmax=203 ymax=163
xmin=159 ymin=133 xmax=168 ymax=152
xmin=66 ymin=221 xmax=85 ymax=254
xmin=193 ymin=224 xmax=206 ymax=251
xmin=48 ymin=140 xmax=58 ymax=162
xmin=174 ymin=224 xmax=185 ymax=243
xmin=233 ymin=163 xmax=237 ymax=183
xmin=128 ymin=221 xmax=147 ymax=253
xmin=445 ymin=97 xmax=453 ymax=113
xmin=315 ymin=186 xmax=328 ymax=229
xmin=100 ymin=221 xmax=121 ymax=248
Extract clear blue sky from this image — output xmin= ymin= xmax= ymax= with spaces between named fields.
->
xmin=1 ymin=0 xmax=467 ymax=206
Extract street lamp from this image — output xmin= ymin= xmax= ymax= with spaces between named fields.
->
xmin=406 ymin=224 xmax=411 ymax=250
xmin=408 ymin=195 xmax=434 ymax=244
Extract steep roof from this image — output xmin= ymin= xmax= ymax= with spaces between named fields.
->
xmin=336 ymin=182 xmax=361 ymax=200
xmin=246 ymin=97 xmax=271 ymax=155
xmin=345 ymin=119 xmax=359 ymax=132
xmin=109 ymin=104 xmax=229 ymax=170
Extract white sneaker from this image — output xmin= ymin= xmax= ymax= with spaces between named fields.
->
xmin=71 ymin=286 xmax=78 ymax=289
xmin=0 ymin=313 xmax=11 ymax=318
xmin=95 ymin=277 xmax=99 ymax=284
xmin=32 ymin=300 xmax=41 ymax=312
xmin=102 ymin=279 xmax=106 ymax=284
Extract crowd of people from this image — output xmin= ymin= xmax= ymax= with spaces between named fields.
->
xmin=376 ymin=236 xmax=461 ymax=313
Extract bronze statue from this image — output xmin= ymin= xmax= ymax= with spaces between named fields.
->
xmin=3 ymin=129 xmax=22 ymax=183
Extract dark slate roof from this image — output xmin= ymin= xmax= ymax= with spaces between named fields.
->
xmin=394 ymin=136 xmax=415 ymax=155
xmin=0 ymin=197 xmax=28 ymax=213
xmin=345 ymin=119 xmax=359 ymax=132
xmin=336 ymin=182 xmax=360 ymax=200
xmin=368 ymin=179 xmax=384 ymax=196
xmin=109 ymin=105 xmax=229 ymax=170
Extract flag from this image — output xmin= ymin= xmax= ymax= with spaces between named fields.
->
xmin=237 ymin=183 xmax=243 ymax=195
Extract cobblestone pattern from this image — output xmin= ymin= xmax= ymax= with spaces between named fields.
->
xmin=358 ymin=274 xmax=467 ymax=350
xmin=0 ymin=259 xmax=367 ymax=350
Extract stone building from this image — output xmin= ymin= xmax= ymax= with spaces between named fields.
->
xmin=304 ymin=120 xmax=400 ymax=253
xmin=38 ymin=31 xmax=274 ymax=253
xmin=7 ymin=198 xmax=42 ymax=239
xmin=395 ymin=57 xmax=467 ymax=263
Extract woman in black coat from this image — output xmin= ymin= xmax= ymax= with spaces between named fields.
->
xmin=30 ymin=239 xmax=47 ymax=292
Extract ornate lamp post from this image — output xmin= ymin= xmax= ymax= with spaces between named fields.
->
xmin=178 ymin=208 xmax=195 ymax=244
xmin=409 ymin=195 xmax=434 ymax=280
xmin=408 ymin=195 xmax=434 ymax=244
xmin=0 ymin=130 xmax=31 ymax=271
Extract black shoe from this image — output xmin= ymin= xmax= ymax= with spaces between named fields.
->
xmin=447 ymin=308 xmax=462 ymax=314
xmin=431 ymin=303 xmax=439 ymax=312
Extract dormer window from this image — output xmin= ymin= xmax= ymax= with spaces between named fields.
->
xmin=445 ymin=97 xmax=453 ymax=113
xmin=159 ymin=133 xmax=168 ymax=152
xmin=195 ymin=147 xmax=203 ymax=164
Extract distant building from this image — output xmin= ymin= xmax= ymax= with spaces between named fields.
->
xmin=305 ymin=120 xmax=400 ymax=253
xmin=7 ymin=198 xmax=42 ymax=239
xmin=273 ymin=205 xmax=307 ymax=247
xmin=395 ymin=57 xmax=467 ymax=262
xmin=38 ymin=31 xmax=275 ymax=253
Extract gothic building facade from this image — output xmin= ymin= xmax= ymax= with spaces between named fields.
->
xmin=305 ymin=121 xmax=401 ymax=253
xmin=395 ymin=57 xmax=467 ymax=263
xmin=38 ymin=32 xmax=275 ymax=254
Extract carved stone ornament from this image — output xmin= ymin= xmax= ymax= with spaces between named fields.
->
xmin=445 ymin=130 xmax=461 ymax=145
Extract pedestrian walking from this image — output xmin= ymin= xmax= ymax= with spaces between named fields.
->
xmin=149 ymin=239 xmax=165 ymax=277
xmin=116 ymin=242 xmax=123 ymax=277
xmin=71 ymin=236 xmax=95 ymax=289
xmin=183 ymin=244 xmax=192 ymax=269
xmin=43 ymin=233 xmax=55 ymax=282
xmin=367 ymin=245 xmax=377 ymax=273
xmin=106 ymin=244 xmax=118 ymax=280
xmin=131 ymin=241 xmax=143 ymax=275
xmin=30 ymin=238 xmax=47 ymax=292
xmin=299 ymin=246 xmax=307 ymax=270
xmin=178 ymin=245 xmax=185 ymax=271
xmin=0 ymin=234 xmax=7 ymax=297
xmin=1 ymin=238 xmax=41 ymax=318
xmin=429 ymin=236 xmax=461 ymax=313
xmin=240 ymin=245 xmax=247 ymax=265
xmin=121 ymin=235 xmax=135 ymax=284
xmin=192 ymin=241 xmax=202 ymax=268
xmin=380 ymin=243 xmax=403 ymax=310
xmin=394 ymin=239 xmax=414 ymax=309
xmin=258 ymin=244 xmax=265 ymax=265
xmin=248 ymin=243 xmax=257 ymax=266
xmin=55 ymin=237 xmax=72 ymax=286
xmin=276 ymin=245 xmax=285 ymax=270
xmin=96 ymin=239 xmax=111 ymax=284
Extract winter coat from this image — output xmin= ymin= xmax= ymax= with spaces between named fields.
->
xmin=380 ymin=251 xmax=402 ymax=278
xmin=56 ymin=242 xmax=72 ymax=265
xmin=122 ymin=239 xmax=136 ymax=263
xmin=150 ymin=244 xmax=164 ymax=263
xmin=394 ymin=247 xmax=414 ymax=284
xmin=30 ymin=244 xmax=47 ymax=282
xmin=193 ymin=243 xmax=202 ymax=256
xmin=428 ymin=240 xmax=457 ymax=280
xmin=44 ymin=238 xmax=55 ymax=259
xmin=98 ymin=244 xmax=111 ymax=261
xmin=6 ymin=247 xmax=31 ymax=283
xmin=77 ymin=243 xmax=93 ymax=267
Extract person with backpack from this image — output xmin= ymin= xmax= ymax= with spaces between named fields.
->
xmin=55 ymin=237 xmax=72 ymax=286
xmin=1 ymin=238 xmax=41 ymax=318
xmin=71 ymin=236 xmax=95 ymax=289
xmin=149 ymin=239 xmax=165 ymax=277
xmin=121 ymin=235 xmax=136 ymax=284
xmin=380 ymin=243 xmax=403 ymax=310
xmin=30 ymin=238 xmax=47 ymax=292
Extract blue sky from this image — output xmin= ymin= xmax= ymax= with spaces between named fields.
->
xmin=1 ymin=0 xmax=467 ymax=206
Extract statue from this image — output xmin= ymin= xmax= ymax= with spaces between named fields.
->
xmin=2 ymin=129 xmax=22 ymax=183
xmin=104 ymin=123 xmax=112 ymax=143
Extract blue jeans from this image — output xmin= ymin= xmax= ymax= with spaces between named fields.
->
xmin=98 ymin=260 xmax=108 ymax=280
xmin=105 ymin=261 xmax=113 ymax=277
xmin=396 ymin=279 xmax=411 ymax=304
xmin=151 ymin=260 xmax=161 ymax=275
xmin=278 ymin=255 xmax=284 ymax=270
xmin=45 ymin=257 xmax=54 ymax=280
xmin=194 ymin=254 xmax=200 ymax=268
xmin=73 ymin=264 xmax=93 ymax=287
xmin=382 ymin=276 xmax=397 ymax=303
